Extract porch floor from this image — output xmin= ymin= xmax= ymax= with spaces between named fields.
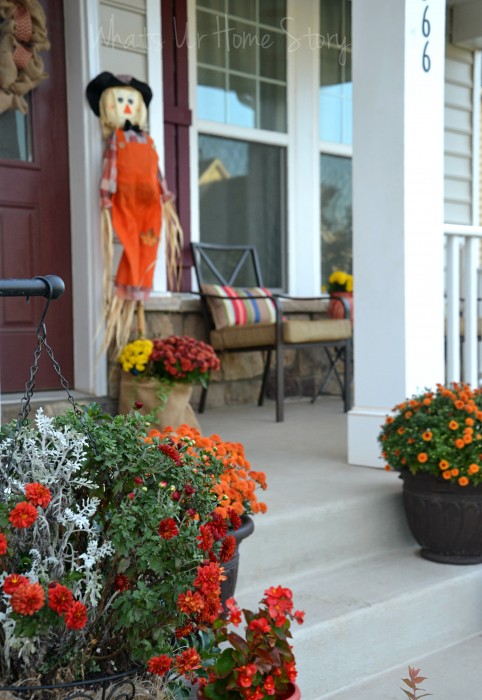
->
xmin=198 ymin=396 xmax=482 ymax=699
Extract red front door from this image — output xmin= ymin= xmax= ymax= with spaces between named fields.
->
xmin=0 ymin=0 xmax=73 ymax=393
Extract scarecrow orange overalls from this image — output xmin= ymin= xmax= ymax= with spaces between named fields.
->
xmin=111 ymin=128 xmax=162 ymax=300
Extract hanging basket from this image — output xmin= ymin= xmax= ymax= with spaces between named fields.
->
xmin=118 ymin=373 xmax=200 ymax=430
xmin=0 ymin=668 xmax=141 ymax=700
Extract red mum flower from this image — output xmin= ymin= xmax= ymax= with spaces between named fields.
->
xmin=193 ymin=561 xmax=226 ymax=596
xmin=0 ymin=532 xmax=7 ymax=555
xmin=10 ymin=583 xmax=45 ymax=616
xmin=114 ymin=574 xmax=131 ymax=592
xmin=227 ymin=508 xmax=242 ymax=531
xmin=198 ymin=597 xmax=221 ymax=624
xmin=220 ymin=535 xmax=236 ymax=563
xmin=3 ymin=574 xmax=30 ymax=595
xmin=175 ymin=623 xmax=194 ymax=638
xmin=158 ymin=517 xmax=179 ymax=540
xmin=208 ymin=513 xmax=228 ymax=541
xmin=159 ymin=444 xmax=182 ymax=466
xmin=248 ymin=617 xmax=271 ymax=634
xmin=197 ymin=525 xmax=214 ymax=552
xmin=184 ymin=484 xmax=195 ymax=496
xmin=48 ymin=584 xmax=74 ymax=614
xmin=64 ymin=600 xmax=88 ymax=630
xmin=177 ymin=590 xmax=205 ymax=614
xmin=148 ymin=654 xmax=172 ymax=676
xmin=175 ymin=648 xmax=201 ymax=677
xmin=24 ymin=483 xmax=52 ymax=508
xmin=8 ymin=502 xmax=38 ymax=529
xmin=134 ymin=476 xmax=143 ymax=485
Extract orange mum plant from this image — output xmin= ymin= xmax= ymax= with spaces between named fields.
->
xmin=149 ymin=424 xmax=268 ymax=519
xmin=379 ymin=383 xmax=482 ymax=486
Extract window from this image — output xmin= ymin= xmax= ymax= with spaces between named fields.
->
xmin=319 ymin=0 xmax=352 ymax=145
xmin=0 ymin=104 xmax=33 ymax=161
xmin=199 ymin=134 xmax=286 ymax=288
xmin=196 ymin=0 xmax=287 ymax=289
xmin=320 ymin=154 xmax=352 ymax=286
xmin=319 ymin=0 xmax=352 ymax=288
xmin=197 ymin=1 xmax=287 ymax=132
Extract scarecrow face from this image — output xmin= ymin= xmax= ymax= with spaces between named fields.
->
xmin=100 ymin=86 xmax=147 ymax=130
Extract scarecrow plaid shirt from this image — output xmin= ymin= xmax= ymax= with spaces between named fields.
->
xmin=100 ymin=128 xmax=173 ymax=209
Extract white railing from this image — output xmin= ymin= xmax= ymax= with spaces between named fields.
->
xmin=445 ymin=224 xmax=482 ymax=386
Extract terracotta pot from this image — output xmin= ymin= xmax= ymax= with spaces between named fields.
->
xmin=328 ymin=291 xmax=353 ymax=322
xmin=401 ymin=470 xmax=482 ymax=564
xmin=220 ymin=515 xmax=255 ymax=607
xmin=197 ymin=683 xmax=300 ymax=699
xmin=118 ymin=374 xmax=200 ymax=430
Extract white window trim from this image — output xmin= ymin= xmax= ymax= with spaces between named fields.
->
xmin=189 ymin=0 xmax=321 ymax=295
xmin=319 ymin=140 xmax=352 ymax=157
xmin=197 ymin=119 xmax=289 ymax=146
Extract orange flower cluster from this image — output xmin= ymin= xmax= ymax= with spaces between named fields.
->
xmin=155 ymin=424 xmax=268 ymax=518
xmin=149 ymin=560 xmax=224 ymax=680
xmin=380 ymin=383 xmax=482 ymax=486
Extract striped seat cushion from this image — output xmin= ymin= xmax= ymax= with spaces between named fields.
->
xmin=201 ymin=284 xmax=276 ymax=330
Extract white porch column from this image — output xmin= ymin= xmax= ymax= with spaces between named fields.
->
xmin=348 ymin=0 xmax=446 ymax=467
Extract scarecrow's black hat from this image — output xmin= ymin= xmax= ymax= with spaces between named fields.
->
xmin=86 ymin=71 xmax=153 ymax=116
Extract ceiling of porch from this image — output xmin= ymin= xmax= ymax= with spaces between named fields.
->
xmin=447 ymin=0 xmax=482 ymax=49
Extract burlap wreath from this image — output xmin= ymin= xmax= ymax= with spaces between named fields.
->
xmin=0 ymin=0 xmax=50 ymax=114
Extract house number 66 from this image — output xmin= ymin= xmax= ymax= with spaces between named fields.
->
xmin=422 ymin=4 xmax=431 ymax=72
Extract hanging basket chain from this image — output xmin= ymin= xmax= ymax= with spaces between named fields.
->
xmin=5 ymin=278 xmax=97 ymax=468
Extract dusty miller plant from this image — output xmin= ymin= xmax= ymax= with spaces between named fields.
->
xmin=0 ymin=410 xmax=111 ymax=683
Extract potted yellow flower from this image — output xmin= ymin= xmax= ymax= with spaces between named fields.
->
xmin=118 ymin=335 xmax=220 ymax=430
xmin=379 ymin=382 xmax=482 ymax=564
xmin=326 ymin=270 xmax=354 ymax=322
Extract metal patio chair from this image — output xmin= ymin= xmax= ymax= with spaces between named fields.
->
xmin=191 ymin=242 xmax=353 ymax=422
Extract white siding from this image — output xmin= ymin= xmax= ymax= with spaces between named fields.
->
xmin=98 ymin=0 xmax=148 ymax=81
xmin=444 ymin=44 xmax=475 ymax=224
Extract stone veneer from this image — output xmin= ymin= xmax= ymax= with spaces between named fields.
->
xmin=109 ymin=294 xmax=344 ymax=411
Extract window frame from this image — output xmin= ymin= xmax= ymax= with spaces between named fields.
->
xmin=189 ymin=0 xmax=324 ymax=296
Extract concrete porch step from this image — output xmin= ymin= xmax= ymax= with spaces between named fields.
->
xmin=235 ymin=547 xmax=482 ymax=698
xmin=320 ymin=633 xmax=482 ymax=699
xmin=235 ymin=483 xmax=413 ymax=586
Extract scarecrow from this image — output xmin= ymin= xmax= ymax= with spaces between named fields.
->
xmin=86 ymin=71 xmax=182 ymax=354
